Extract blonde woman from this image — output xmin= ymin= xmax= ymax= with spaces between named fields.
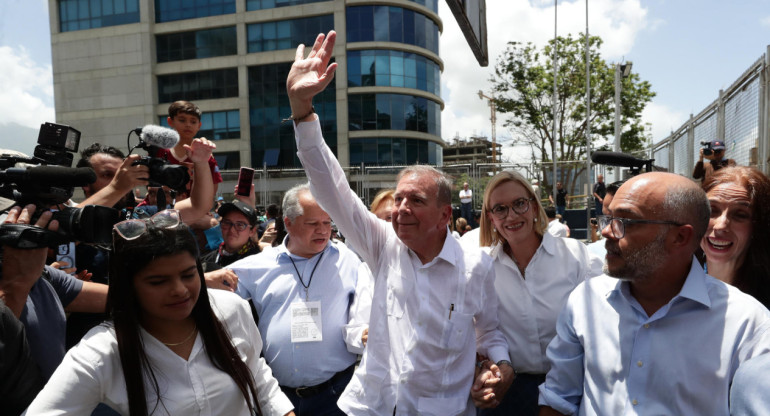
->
xmin=471 ymin=171 xmax=601 ymax=415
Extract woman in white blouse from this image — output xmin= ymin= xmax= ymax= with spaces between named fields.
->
xmin=25 ymin=210 xmax=295 ymax=416
xmin=471 ymin=172 xmax=602 ymax=415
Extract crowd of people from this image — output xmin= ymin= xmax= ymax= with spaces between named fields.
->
xmin=2 ymin=30 xmax=770 ymax=416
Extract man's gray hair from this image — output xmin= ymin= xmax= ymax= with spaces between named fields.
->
xmin=283 ymin=182 xmax=312 ymax=221
xmin=662 ymin=183 xmax=711 ymax=246
xmin=396 ymin=165 xmax=453 ymax=206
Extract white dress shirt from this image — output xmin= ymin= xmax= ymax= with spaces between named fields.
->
xmin=459 ymin=189 xmax=472 ymax=204
xmin=24 ymin=289 xmax=294 ymax=416
xmin=539 ymin=258 xmax=770 ymax=415
xmin=546 ymin=219 xmax=569 ymax=237
xmin=295 ymin=120 xmax=509 ymax=416
xmin=485 ymin=232 xmax=602 ymax=374
xmin=343 ymin=262 xmax=375 ymax=354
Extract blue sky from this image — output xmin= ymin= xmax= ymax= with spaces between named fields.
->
xmin=1 ymin=0 xmax=769 ymax=161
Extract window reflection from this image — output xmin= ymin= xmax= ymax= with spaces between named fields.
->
xmin=346 ymin=6 xmax=439 ymax=54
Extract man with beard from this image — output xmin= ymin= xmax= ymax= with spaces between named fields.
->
xmin=538 ymin=172 xmax=770 ymax=416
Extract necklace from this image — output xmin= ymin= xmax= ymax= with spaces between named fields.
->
xmin=162 ymin=324 xmax=197 ymax=346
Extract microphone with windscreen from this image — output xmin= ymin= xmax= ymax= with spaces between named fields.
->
xmin=591 ymin=151 xmax=655 ymax=176
xmin=139 ymin=125 xmax=180 ymax=150
xmin=125 ymin=125 xmax=190 ymax=191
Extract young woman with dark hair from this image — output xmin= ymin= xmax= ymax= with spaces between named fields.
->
xmin=700 ymin=166 xmax=770 ymax=308
xmin=26 ymin=210 xmax=295 ymax=415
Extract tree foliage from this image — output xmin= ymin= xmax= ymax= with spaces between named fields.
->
xmin=489 ymin=34 xmax=655 ymax=195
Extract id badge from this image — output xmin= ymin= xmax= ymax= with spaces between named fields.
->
xmin=290 ymin=301 xmax=322 ymax=343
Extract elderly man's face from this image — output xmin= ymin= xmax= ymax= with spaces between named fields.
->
xmin=392 ymin=173 xmax=450 ymax=250
xmin=602 ymin=178 xmax=670 ymax=280
xmin=284 ymin=192 xmax=332 ymax=258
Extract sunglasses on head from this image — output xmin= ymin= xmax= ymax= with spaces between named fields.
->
xmin=113 ymin=209 xmax=181 ymax=241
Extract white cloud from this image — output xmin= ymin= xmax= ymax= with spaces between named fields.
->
xmin=761 ymin=15 xmax=770 ymax=27
xmin=642 ymin=101 xmax=687 ymax=144
xmin=0 ymin=45 xmax=54 ymax=129
xmin=440 ymin=0 xmax=650 ymax=146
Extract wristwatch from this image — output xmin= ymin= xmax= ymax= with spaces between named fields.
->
xmin=496 ymin=359 xmax=513 ymax=369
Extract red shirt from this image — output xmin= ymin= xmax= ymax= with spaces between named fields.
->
xmin=155 ymin=148 xmax=223 ymax=184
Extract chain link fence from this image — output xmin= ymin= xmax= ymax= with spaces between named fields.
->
xmin=650 ymin=47 xmax=770 ymax=176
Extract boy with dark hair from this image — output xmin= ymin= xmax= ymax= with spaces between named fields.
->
xmin=155 ymin=100 xmax=223 ymax=194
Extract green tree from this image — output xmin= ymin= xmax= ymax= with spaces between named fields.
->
xmin=489 ymin=33 xmax=655 ymax=196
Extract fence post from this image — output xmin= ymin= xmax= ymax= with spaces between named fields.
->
xmin=759 ymin=46 xmax=770 ymax=174
xmin=687 ymin=114 xmax=695 ymax=179
xmin=717 ymin=89 xmax=726 ymax=142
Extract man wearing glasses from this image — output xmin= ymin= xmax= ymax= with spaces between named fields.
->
xmin=201 ymin=200 xmax=260 ymax=269
xmin=539 ymin=172 xmax=770 ymax=415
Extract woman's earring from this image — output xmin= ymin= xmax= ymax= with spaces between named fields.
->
xmin=492 ymin=227 xmax=497 ymax=233
xmin=533 ymin=218 xmax=538 ymax=223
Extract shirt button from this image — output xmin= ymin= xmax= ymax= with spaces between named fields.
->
xmin=644 ymin=324 xmax=650 ymax=329
xmin=632 ymin=399 xmax=639 ymax=405
xmin=637 ymin=361 xmax=643 ymax=367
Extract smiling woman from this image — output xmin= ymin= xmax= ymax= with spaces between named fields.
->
xmin=700 ymin=166 xmax=770 ymax=308
xmin=25 ymin=219 xmax=295 ymax=416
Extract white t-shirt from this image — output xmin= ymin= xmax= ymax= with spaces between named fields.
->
xmin=459 ymin=189 xmax=472 ymax=204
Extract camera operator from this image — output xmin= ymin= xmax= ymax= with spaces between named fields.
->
xmin=66 ymin=138 xmax=217 ymax=348
xmin=0 ymin=205 xmax=108 ymax=381
xmin=1 ymin=297 xmax=43 ymax=415
xmin=692 ymin=139 xmax=736 ymax=183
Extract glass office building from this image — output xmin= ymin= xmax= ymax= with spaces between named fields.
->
xmin=49 ymin=0 xmax=444 ymax=197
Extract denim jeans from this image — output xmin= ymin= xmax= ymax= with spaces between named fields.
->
xmin=280 ymin=369 xmax=353 ymax=416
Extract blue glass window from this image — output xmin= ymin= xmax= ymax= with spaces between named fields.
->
xmin=248 ymin=63 xmax=336 ymax=167
xmin=348 ymin=93 xmax=441 ymax=136
xmin=213 ymin=151 xmax=241 ymax=170
xmin=348 ymin=50 xmax=440 ymax=95
xmin=247 ymin=0 xmax=327 ymax=10
xmin=156 ymin=26 xmax=237 ymax=63
xmin=346 ymin=6 xmax=439 ymax=54
xmin=155 ymin=0 xmax=235 ymax=23
xmin=247 ymin=15 xmax=334 ymax=53
xmin=159 ymin=111 xmax=242 ymax=141
xmin=157 ymin=69 xmax=238 ymax=102
xmin=349 ymin=137 xmax=441 ymax=166
xmin=405 ymin=0 xmax=437 ymax=13
xmin=59 ymin=0 xmax=139 ymax=32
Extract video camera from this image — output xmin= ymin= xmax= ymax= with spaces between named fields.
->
xmin=0 ymin=122 xmax=120 ymax=249
xmin=700 ymin=141 xmax=725 ymax=157
xmin=127 ymin=125 xmax=190 ymax=191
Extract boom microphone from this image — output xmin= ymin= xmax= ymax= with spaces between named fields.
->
xmin=139 ymin=125 xmax=180 ymax=149
xmin=591 ymin=151 xmax=648 ymax=168
xmin=0 ymin=166 xmax=96 ymax=187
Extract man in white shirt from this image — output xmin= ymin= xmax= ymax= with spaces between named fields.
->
xmin=539 ymin=172 xmax=770 ymax=415
xmin=286 ymin=31 xmax=510 ymax=415
xmin=545 ymin=206 xmax=568 ymax=238
xmin=459 ymin=182 xmax=473 ymax=225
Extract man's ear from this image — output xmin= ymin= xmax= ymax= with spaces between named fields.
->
xmin=670 ymin=224 xmax=695 ymax=250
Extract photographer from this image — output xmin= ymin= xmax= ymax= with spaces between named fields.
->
xmin=0 ymin=204 xmax=107 ymax=381
xmin=692 ymin=139 xmax=736 ymax=183
xmin=1 ymin=297 xmax=43 ymax=415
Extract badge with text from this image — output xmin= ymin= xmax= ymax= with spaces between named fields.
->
xmin=290 ymin=301 xmax=323 ymax=343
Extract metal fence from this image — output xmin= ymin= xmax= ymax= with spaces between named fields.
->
xmin=650 ymin=46 xmax=770 ymax=176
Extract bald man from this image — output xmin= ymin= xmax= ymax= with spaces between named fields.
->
xmin=538 ymin=172 xmax=770 ymax=416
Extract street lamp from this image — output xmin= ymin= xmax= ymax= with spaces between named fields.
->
xmin=614 ymin=61 xmax=632 ymax=180
xmin=478 ymin=90 xmax=497 ymax=165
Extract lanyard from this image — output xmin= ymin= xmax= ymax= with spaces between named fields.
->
xmin=288 ymin=251 xmax=325 ymax=301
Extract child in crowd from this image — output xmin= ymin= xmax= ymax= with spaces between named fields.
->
xmin=156 ymin=100 xmax=223 ymax=195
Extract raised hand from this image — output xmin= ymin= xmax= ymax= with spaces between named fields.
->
xmin=286 ymin=31 xmax=338 ymax=120
xmin=185 ymin=137 xmax=216 ymax=164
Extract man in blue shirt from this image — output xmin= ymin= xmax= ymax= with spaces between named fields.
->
xmin=226 ymin=183 xmax=361 ymax=415
xmin=538 ymin=172 xmax=770 ymax=415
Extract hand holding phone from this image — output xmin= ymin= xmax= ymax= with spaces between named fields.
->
xmin=237 ymin=167 xmax=255 ymax=197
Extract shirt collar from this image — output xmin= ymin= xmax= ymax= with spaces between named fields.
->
xmin=486 ymin=232 xmax=552 ymax=258
xmin=609 ymin=256 xmax=712 ymax=309
xmin=414 ymin=229 xmax=460 ymax=268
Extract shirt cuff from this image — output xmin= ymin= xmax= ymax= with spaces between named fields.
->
xmin=263 ymin=392 xmax=295 ymax=416
xmin=538 ymin=384 xmax=578 ymax=415
xmin=486 ymin=346 xmax=510 ymax=366
xmin=293 ymin=117 xmax=324 ymax=150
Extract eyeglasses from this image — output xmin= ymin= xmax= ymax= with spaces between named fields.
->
xmin=114 ymin=209 xmax=180 ymax=240
xmin=597 ymin=215 xmax=684 ymax=239
xmin=220 ymin=219 xmax=250 ymax=231
xmin=489 ymin=198 xmax=534 ymax=219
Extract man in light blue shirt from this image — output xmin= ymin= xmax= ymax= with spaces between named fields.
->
xmin=539 ymin=172 xmax=770 ymax=416
xmin=228 ymin=183 xmax=361 ymax=415
xmin=730 ymin=353 xmax=770 ymax=415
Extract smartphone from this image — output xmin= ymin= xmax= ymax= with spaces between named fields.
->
xmin=237 ymin=167 xmax=255 ymax=196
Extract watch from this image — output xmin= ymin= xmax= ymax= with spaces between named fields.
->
xmin=496 ymin=359 xmax=513 ymax=369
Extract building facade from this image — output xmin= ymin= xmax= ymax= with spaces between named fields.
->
xmin=442 ymin=134 xmax=501 ymax=165
xmin=48 ymin=0 xmax=445 ymax=203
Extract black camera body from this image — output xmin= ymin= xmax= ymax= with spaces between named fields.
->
xmin=132 ymin=157 xmax=190 ymax=191
xmin=0 ymin=122 xmax=120 ymax=248
xmin=34 ymin=122 xmax=81 ymax=166
xmin=700 ymin=141 xmax=714 ymax=157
